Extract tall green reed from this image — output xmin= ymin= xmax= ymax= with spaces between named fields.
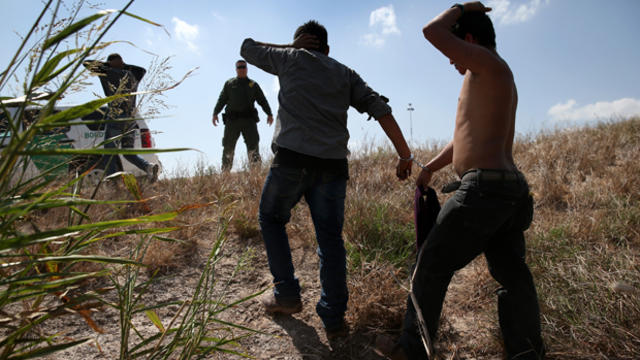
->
xmin=0 ymin=1 xmax=260 ymax=358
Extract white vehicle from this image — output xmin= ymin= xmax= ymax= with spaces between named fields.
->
xmin=0 ymin=104 xmax=161 ymax=183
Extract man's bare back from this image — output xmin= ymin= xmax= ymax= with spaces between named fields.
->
xmin=453 ymin=53 xmax=517 ymax=175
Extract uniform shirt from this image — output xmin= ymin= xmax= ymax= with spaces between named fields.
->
xmin=213 ymin=77 xmax=272 ymax=117
xmin=240 ymin=38 xmax=392 ymax=160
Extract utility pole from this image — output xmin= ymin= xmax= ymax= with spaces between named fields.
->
xmin=407 ymin=103 xmax=415 ymax=143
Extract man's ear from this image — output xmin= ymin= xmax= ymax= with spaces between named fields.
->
xmin=464 ymin=33 xmax=477 ymax=44
xmin=324 ymin=45 xmax=330 ymax=56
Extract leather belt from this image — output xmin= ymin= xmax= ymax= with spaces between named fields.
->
xmin=461 ymin=168 xmax=524 ymax=182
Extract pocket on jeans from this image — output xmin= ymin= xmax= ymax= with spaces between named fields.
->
xmin=515 ymin=194 xmax=534 ymax=231
xmin=272 ymin=166 xmax=304 ymax=182
xmin=268 ymin=167 xmax=306 ymax=200
xmin=453 ymin=188 xmax=468 ymax=204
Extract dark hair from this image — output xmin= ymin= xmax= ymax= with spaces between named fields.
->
xmin=106 ymin=53 xmax=122 ymax=62
xmin=294 ymin=20 xmax=328 ymax=53
xmin=452 ymin=12 xmax=496 ymax=49
xmin=236 ymin=59 xmax=247 ymax=64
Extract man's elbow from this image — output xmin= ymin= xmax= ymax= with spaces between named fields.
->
xmin=239 ymin=38 xmax=253 ymax=59
xmin=422 ymin=23 xmax=435 ymax=41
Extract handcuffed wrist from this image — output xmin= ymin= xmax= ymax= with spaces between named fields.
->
xmin=399 ymin=153 xmax=414 ymax=162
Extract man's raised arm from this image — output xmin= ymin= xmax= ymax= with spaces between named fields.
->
xmin=240 ymin=35 xmax=320 ymax=76
xmin=422 ymin=2 xmax=495 ymax=74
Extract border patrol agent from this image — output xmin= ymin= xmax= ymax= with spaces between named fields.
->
xmin=212 ymin=60 xmax=273 ymax=171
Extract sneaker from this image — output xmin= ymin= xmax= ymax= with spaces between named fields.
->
xmin=146 ymin=163 xmax=159 ymax=182
xmin=325 ymin=320 xmax=349 ymax=340
xmin=261 ymin=293 xmax=302 ymax=315
xmin=374 ymin=335 xmax=409 ymax=360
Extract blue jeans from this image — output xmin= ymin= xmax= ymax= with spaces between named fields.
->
xmin=258 ymin=166 xmax=348 ymax=329
xmin=400 ymin=169 xmax=544 ymax=359
xmin=102 ymin=122 xmax=149 ymax=176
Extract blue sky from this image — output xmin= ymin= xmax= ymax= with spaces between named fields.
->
xmin=2 ymin=0 xmax=640 ymax=174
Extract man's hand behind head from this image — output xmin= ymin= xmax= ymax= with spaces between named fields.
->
xmin=462 ymin=1 xmax=492 ymax=13
xmin=292 ymin=34 xmax=321 ymax=51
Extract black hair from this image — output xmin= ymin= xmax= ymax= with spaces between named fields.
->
xmin=452 ymin=12 xmax=496 ymax=49
xmin=294 ymin=20 xmax=328 ymax=53
xmin=106 ymin=53 xmax=122 ymax=62
xmin=236 ymin=59 xmax=247 ymax=64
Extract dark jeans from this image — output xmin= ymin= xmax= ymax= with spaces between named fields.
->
xmin=258 ymin=165 xmax=348 ymax=329
xmin=222 ymin=117 xmax=260 ymax=170
xmin=101 ymin=122 xmax=150 ymax=176
xmin=401 ymin=169 xmax=544 ymax=360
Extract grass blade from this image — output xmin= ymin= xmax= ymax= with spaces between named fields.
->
xmin=7 ymin=338 xmax=91 ymax=360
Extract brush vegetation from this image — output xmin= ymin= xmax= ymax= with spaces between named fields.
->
xmin=128 ymin=117 xmax=638 ymax=359
xmin=171 ymin=118 xmax=639 ymax=359
xmin=1 ymin=1 xmax=259 ymax=359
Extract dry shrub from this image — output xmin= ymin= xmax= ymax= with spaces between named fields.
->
xmin=347 ymin=263 xmax=407 ymax=332
xmin=517 ymin=118 xmax=640 ymax=359
xmin=345 ymin=118 xmax=640 ymax=358
xmin=143 ymin=237 xmax=198 ymax=275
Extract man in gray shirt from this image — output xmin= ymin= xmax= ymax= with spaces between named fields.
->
xmin=241 ymin=20 xmax=413 ymax=338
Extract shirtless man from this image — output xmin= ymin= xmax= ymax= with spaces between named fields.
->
xmin=376 ymin=2 xmax=544 ymax=359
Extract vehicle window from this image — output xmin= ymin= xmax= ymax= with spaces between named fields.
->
xmin=24 ymin=109 xmax=40 ymax=128
xmin=26 ymin=108 xmax=70 ymax=135
xmin=0 ymin=111 xmax=8 ymax=133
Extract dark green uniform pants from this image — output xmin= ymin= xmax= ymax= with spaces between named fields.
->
xmin=222 ymin=117 xmax=261 ymax=170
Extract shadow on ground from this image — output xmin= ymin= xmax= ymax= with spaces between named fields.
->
xmin=271 ymin=315 xmax=386 ymax=360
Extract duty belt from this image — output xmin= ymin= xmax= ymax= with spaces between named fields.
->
xmin=225 ymin=109 xmax=257 ymax=119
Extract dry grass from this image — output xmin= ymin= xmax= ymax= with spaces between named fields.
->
xmin=48 ymin=117 xmax=639 ymax=359
xmin=517 ymin=119 xmax=640 ymax=359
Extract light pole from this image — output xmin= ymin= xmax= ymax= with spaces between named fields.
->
xmin=407 ymin=103 xmax=415 ymax=143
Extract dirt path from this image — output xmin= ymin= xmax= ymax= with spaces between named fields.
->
xmin=43 ymin=232 xmax=391 ymax=360
xmin=37 ymin=186 xmax=502 ymax=360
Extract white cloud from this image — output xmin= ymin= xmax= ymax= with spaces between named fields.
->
xmin=172 ymin=17 xmax=200 ymax=53
xmin=487 ymin=0 xmax=549 ymax=25
xmin=369 ymin=5 xmax=400 ymax=35
xmin=361 ymin=5 xmax=400 ymax=48
xmin=548 ymin=98 xmax=640 ymax=122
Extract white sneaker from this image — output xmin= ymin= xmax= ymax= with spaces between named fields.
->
xmin=146 ymin=163 xmax=159 ymax=182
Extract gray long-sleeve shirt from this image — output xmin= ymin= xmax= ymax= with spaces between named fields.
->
xmin=240 ymin=38 xmax=392 ymax=159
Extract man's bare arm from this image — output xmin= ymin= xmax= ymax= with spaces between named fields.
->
xmin=377 ymin=114 xmax=412 ymax=180
xmin=427 ymin=140 xmax=454 ymax=172
xmin=422 ymin=2 xmax=495 ymax=74
xmin=416 ymin=140 xmax=453 ymax=187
